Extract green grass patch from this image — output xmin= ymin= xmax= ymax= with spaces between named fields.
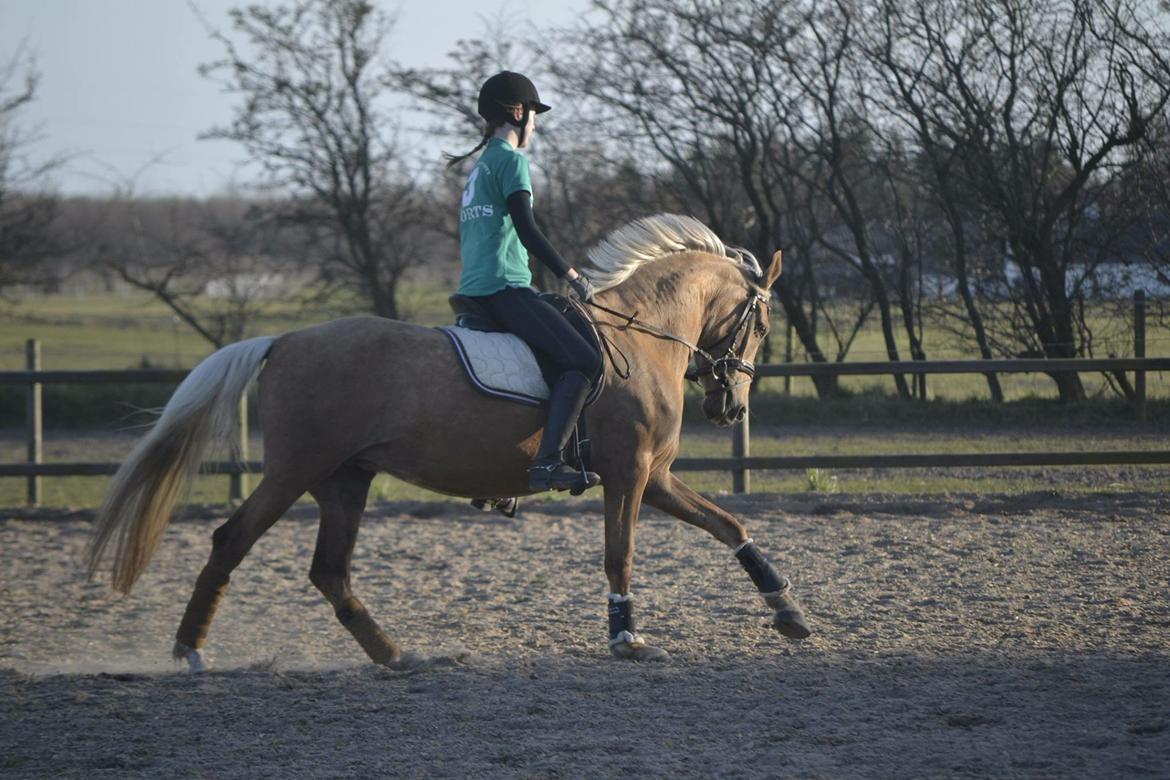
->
xmin=0 ymin=284 xmax=458 ymax=371
xmin=3 ymin=289 xmax=1167 ymax=398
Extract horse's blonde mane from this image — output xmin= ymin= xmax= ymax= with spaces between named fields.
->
xmin=586 ymin=214 xmax=762 ymax=291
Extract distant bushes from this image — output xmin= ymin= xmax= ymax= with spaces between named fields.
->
xmin=0 ymin=383 xmax=178 ymax=429
xmin=682 ymin=388 xmax=1168 ymax=430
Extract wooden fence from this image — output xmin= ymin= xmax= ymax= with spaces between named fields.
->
xmin=3 ymin=293 xmax=1168 ymax=503
xmin=685 ymin=353 xmax=1170 ymax=492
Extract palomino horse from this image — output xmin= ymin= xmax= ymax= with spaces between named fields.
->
xmin=87 ymin=214 xmax=810 ymax=669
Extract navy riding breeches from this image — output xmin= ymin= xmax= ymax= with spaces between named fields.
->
xmin=470 ymin=286 xmax=601 ymax=381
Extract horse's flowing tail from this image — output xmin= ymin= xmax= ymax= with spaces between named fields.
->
xmin=86 ymin=336 xmax=276 ymax=594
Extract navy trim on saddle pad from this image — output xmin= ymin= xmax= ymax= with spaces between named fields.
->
xmin=440 ymin=327 xmax=546 ymax=407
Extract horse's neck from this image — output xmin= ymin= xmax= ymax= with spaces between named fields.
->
xmin=603 ymin=255 xmax=744 ymax=348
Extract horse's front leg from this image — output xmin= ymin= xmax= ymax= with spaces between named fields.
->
xmin=644 ymin=471 xmax=811 ymax=640
xmin=602 ymin=465 xmax=669 ymax=662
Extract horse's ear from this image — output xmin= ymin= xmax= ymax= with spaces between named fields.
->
xmin=762 ymin=250 xmax=783 ymax=289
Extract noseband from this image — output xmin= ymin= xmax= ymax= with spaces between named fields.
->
xmin=583 ymin=289 xmax=769 ymax=393
xmin=684 ymin=291 xmax=768 ymax=391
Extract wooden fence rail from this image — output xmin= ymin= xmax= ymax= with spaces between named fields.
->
xmin=4 ymin=351 xmax=1167 ymax=504
xmin=2 ymin=291 xmax=1166 ymax=503
xmin=752 ymin=356 xmax=1168 ymax=377
xmin=696 ymin=353 xmax=1170 ymax=491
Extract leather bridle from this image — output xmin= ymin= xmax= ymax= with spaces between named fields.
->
xmin=684 ymin=290 xmax=769 ymax=391
xmin=582 ymin=287 xmax=770 ymax=392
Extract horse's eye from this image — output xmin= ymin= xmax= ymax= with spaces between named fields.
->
xmin=755 ymin=322 xmax=768 ymax=337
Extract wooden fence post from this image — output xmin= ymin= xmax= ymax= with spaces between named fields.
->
xmin=25 ymin=339 xmax=42 ymax=506
xmin=229 ymin=394 xmax=249 ymax=502
xmin=1135 ymin=290 xmax=1146 ymax=424
xmin=732 ymin=407 xmax=750 ymax=494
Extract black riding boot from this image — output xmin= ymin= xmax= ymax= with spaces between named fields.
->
xmin=528 ymin=370 xmax=601 ymax=492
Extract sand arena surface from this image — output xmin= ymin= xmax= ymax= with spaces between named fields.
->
xmin=1 ymin=492 xmax=1168 ymax=778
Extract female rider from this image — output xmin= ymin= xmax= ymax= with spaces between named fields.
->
xmin=448 ymin=71 xmax=601 ymax=493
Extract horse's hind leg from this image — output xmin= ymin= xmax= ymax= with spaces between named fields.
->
xmin=643 ymin=470 xmax=811 ymax=639
xmin=308 ymin=463 xmax=414 ymax=669
xmin=174 ymin=476 xmax=304 ymax=670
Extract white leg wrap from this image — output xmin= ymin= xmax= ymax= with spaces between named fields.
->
xmin=606 ymin=592 xmax=631 ymax=603
xmin=734 ymin=538 xmax=755 ymax=555
xmin=608 ymin=630 xmax=646 ymax=648
xmin=181 ymin=645 xmax=207 ymax=673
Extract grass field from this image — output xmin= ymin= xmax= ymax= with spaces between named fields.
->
xmin=3 ymin=287 xmax=1167 ymax=400
xmin=2 ymin=287 xmax=1168 ymax=507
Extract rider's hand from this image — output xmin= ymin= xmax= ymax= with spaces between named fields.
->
xmin=568 ymin=272 xmax=596 ymax=303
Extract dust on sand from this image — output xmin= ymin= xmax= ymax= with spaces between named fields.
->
xmin=1 ymin=491 xmax=1168 ymax=778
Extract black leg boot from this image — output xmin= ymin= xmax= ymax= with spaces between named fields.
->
xmin=528 ymin=370 xmax=601 ymax=492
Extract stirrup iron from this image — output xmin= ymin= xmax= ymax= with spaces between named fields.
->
xmin=528 ymin=459 xmax=600 ymax=492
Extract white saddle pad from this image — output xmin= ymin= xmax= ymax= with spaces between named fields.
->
xmin=441 ymin=327 xmax=549 ymax=406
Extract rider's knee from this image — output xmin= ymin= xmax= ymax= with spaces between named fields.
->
xmin=576 ymin=348 xmax=602 ymax=381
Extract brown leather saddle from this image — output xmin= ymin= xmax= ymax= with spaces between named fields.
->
xmin=447 ymin=292 xmax=604 ymax=391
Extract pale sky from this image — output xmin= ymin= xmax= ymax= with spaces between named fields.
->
xmin=1 ymin=0 xmax=589 ymax=196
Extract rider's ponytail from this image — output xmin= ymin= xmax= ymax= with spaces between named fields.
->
xmin=445 ymin=122 xmax=495 ymax=169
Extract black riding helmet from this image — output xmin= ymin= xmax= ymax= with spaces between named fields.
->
xmin=478 ymin=71 xmax=551 ymax=122
xmin=446 ymin=72 xmax=550 ymax=167
xmin=478 ymin=71 xmax=550 ymax=147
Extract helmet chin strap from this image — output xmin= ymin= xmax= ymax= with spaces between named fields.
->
xmin=514 ymin=104 xmax=532 ymax=147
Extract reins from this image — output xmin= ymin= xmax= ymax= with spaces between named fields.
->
xmin=578 ymin=289 xmax=769 ymax=392
xmin=581 ymin=299 xmax=708 ymax=378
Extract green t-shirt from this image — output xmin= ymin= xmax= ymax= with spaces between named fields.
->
xmin=457 ymin=138 xmax=533 ymax=296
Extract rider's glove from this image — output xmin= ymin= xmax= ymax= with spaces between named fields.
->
xmin=568 ymin=272 xmax=596 ymax=303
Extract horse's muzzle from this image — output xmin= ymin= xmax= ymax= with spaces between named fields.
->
xmin=702 ymin=392 xmax=746 ymax=426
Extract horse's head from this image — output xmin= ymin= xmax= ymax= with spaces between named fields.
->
xmin=584 ymin=215 xmax=785 ymax=424
xmin=690 ymin=250 xmax=782 ymax=426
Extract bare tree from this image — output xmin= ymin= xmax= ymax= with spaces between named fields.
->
xmin=1114 ymin=112 xmax=1170 ymax=334
xmin=875 ymin=147 xmax=937 ymax=398
xmin=198 ymin=0 xmax=425 ymax=319
xmin=555 ymin=0 xmax=861 ymax=397
xmin=865 ymin=9 xmax=1007 ymax=401
xmin=766 ymin=0 xmax=916 ymax=398
xmin=866 ymin=0 xmax=1170 ymax=402
xmin=96 ymin=196 xmax=294 ymax=349
xmin=0 ymin=46 xmax=62 ymax=298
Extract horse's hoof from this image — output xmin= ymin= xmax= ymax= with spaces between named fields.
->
xmin=173 ymin=641 xmax=208 ymax=673
xmin=609 ymin=641 xmax=670 ymax=662
xmin=772 ymin=608 xmax=811 ymax=639
xmin=763 ymin=588 xmax=811 ymax=640
xmin=382 ymin=651 xmax=430 ymax=671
